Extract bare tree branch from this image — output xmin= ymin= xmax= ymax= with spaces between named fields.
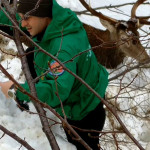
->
xmin=0 ymin=124 xmax=35 ymax=150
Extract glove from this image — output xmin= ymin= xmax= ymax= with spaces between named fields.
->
xmin=16 ymin=98 xmax=30 ymax=111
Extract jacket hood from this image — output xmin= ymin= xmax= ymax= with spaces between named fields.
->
xmin=41 ymin=0 xmax=83 ymax=41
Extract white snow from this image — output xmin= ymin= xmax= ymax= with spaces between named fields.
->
xmin=0 ymin=0 xmax=150 ymax=149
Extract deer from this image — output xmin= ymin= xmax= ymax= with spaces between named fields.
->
xmin=79 ymin=0 xmax=150 ymax=68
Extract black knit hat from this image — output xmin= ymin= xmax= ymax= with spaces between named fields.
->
xmin=17 ymin=0 xmax=53 ymax=18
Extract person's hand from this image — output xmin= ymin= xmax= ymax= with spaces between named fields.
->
xmin=0 ymin=81 xmax=14 ymax=98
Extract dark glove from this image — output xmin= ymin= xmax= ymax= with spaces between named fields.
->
xmin=16 ymin=98 xmax=29 ymax=111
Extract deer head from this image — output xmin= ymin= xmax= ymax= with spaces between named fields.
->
xmin=80 ymin=0 xmax=150 ymax=68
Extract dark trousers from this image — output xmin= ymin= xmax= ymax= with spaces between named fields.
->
xmin=65 ymin=102 xmax=106 ymax=150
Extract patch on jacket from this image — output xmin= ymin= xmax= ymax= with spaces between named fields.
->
xmin=48 ymin=60 xmax=64 ymax=76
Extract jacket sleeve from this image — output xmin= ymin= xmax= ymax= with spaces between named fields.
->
xmin=16 ymin=50 xmax=76 ymax=108
xmin=0 ymin=9 xmax=14 ymax=35
xmin=0 ymin=10 xmax=29 ymax=35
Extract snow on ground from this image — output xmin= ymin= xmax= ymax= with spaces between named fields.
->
xmin=0 ymin=90 xmax=76 ymax=150
xmin=0 ymin=0 xmax=150 ymax=149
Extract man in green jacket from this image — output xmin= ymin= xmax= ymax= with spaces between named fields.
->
xmin=0 ymin=0 xmax=108 ymax=149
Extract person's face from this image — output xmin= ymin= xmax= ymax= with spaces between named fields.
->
xmin=19 ymin=13 xmax=51 ymax=36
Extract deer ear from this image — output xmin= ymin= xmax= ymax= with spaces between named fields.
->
xmin=99 ymin=19 xmax=116 ymax=33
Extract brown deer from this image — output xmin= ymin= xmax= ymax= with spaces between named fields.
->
xmin=80 ymin=0 xmax=150 ymax=68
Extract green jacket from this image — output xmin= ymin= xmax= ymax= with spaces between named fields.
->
xmin=0 ymin=0 xmax=108 ymax=120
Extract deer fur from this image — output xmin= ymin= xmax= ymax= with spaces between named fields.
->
xmin=83 ymin=24 xmax=125 ymax=68
xmin=83 ymin=21 xmax=149 ymax=69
